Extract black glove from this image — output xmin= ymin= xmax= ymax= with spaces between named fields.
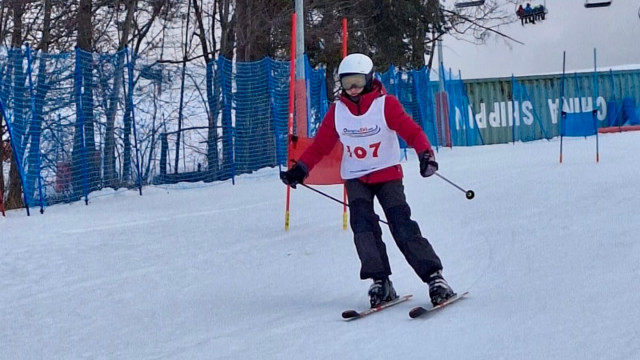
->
xmin=419 ymin=151 xmax=438 ymax=177
xmin=280 ymin=162 xmax=308 ymax=188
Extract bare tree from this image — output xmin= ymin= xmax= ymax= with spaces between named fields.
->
xmin=124 ymin=1 xmax=169 ymax=183
xmin=218 ymin=0 xmax=235 ymax=59
xmin=191 ymin=0 xmax=220 ymax=180
xmin=102 ymin=0 xmax=137 ymax=188
xmin=22 ymin=0 xmax=54 ymax=207
xmin=0 ymin=1 xmax=7 ymax=46
xmin=187 ymin=0 xmax=243 ymax=179
xmin=5 ymin=0 xmax=27 ymax=209
xmin=0 ymin=1 xmax=6 ymax=204
xmin=71 ymin=0 xmax=100 ymax=199
xmin=0 ymin=0 xmax=524 ymax=208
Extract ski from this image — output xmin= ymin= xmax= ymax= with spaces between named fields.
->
xmin=342 ymin=294 xmax=413 ymax=321
xmin=409 ymin=291 xmax=469 ymax=319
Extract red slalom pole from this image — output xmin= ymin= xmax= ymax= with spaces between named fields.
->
xmin=341 ymin=17 xmax=349 ymax=230
xmin=284 ymin=13 xmax=297 ymax=230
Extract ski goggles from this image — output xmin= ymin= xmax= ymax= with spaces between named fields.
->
xmin=340 ymin=74 xmax=367 ymax=90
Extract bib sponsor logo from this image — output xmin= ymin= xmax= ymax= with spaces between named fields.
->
xmin=342 ymin=125 xmax=381 ymax=137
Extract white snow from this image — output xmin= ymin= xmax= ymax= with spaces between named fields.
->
xmin=2 ymin=131 xmax=640 ymax=359
xmin=3 ymin=1 xmax=640 ymax=358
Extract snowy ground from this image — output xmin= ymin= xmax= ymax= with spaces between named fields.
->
xmin=1 ymin=132 xmax=640 ymax=359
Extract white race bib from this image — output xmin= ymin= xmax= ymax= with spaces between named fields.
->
xmin=335 ymin=96 xmax=401 ymax=179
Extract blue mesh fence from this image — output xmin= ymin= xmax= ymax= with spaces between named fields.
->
xmin=378 ymin=66 xmax=408 ymax=149
xmin=0 ymin=46 xmax=140 ymax=212
xmin=0 ymin=47 xmax=34 ymax=210
xmin=445 ymin=73 xmax=484 ymax=146
xmin=153 ymin=57 xmax=294 ymax=185
xmin=412 ymin=68 xmax=438 ymax=148
xmin=378 ymin=66 xmax=400 ymax=97
xmin=270 ymin=59 xmax=291 ymax=167
xmin=234 ymin=59 xmax=276 ymax=175
xmin=378 ymin=65 xmax=439 ymax=151
xmin=1 ymin=50 xmax=474 ymax=213
xmin=4 ymin=45 xmax=555 ymax=214
xmin=306 ymin=56 xmax=329 ymax=137
xmin=72 ymin=48 xmax=142 ymax=201
xmin=389 ymin=68 xmax=424 ymax=143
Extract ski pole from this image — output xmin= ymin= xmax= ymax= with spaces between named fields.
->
xmin=300 ymin=183 xmax=389 ymax=225
xmin=434 ymin=173 xmax=475 ymax=200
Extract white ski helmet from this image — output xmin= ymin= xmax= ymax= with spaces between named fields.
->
xmin=338 ymin=53 xmax=373 ymax=76
xmin=338 ymin=53 xmax=374 ymax=91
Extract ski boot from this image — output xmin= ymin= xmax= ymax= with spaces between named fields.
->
xmin=428 ymin=270 xmax=456 ymax=307
xmin=368 ymin=277 xmax=398 ymax=308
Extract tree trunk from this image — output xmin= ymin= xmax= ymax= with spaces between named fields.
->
xmin=23 ymin=0 xmax=53 ymax=207
xmin=193 ymin=0 xmax=219 ymax=181
xmin=217 ymin=0 xmax=235 ymax=179
xmin=218 ymin=0 xmax=235 ymax=59
xmin=104 ymin=0 xmax=137 ymax=188
xmin=122 ymin=89 xmax=133 ymax=182
xmin=73 ymin=0 xmax=99 ymax=199
xmin=6 ymin=0 xmax=25 ymax=209
xmin=235 ymin=0 xmax=249 ymax=62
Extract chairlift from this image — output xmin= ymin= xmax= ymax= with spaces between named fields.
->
xmin=455 ymin=1 xmax=485 ymax=9
xmin=584 ymin=1 xmax=612 ymax=8
xmin=516 ymin=1 xmax=548 ymax=24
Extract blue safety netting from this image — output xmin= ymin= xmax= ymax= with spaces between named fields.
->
xmin=306 ymin=57 xmax=329 ymax=138
xmin=270 ymin=59 xmax=292 ymax=167
xmin=444 ymin=72 xmax=484 ymax=146
xmin=0 ymin=46 xmax=481 ymax=213
xmin=0 ymin=46 xmax=141 ymax=213
xmin=378 ymin=65 xmax=439 ymax=150
xmin=152 ymin=55 xmax=326 ymax=185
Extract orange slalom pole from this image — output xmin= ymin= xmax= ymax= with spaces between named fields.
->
xmin=341 ymin=18 xmax=348 ymax=59
xmin=342 ymin=186 xmax=348 ymax=230
xmin=285 ymin=14 xmax=297 ymax=230
xmin=341 ymin=18 xmax=348 ymax=230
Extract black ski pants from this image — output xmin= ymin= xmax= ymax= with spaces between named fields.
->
xmin=345 ymin=178 xmax=442 ymax=283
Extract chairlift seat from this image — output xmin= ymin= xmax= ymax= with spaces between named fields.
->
xmin=455 ymin=1 xmax=485 ymax=8
xmin=584 ymin=1 xmax=612 ymax=8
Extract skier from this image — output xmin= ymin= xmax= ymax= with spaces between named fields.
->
xmin=280 ymin=53 xmax=456 ymax=308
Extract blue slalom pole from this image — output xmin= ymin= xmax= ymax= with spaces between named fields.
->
xmin=511 ymin=75 xmax=517 ymax=144
xmin=593 ymin=48 xmax=599 ymax=162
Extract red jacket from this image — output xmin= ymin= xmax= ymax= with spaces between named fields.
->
xmin=299 ymin=79 xmax=433 ymax=184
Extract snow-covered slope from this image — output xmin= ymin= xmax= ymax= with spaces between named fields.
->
xmin=2 ymin=132 xmax=640 ymax=359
